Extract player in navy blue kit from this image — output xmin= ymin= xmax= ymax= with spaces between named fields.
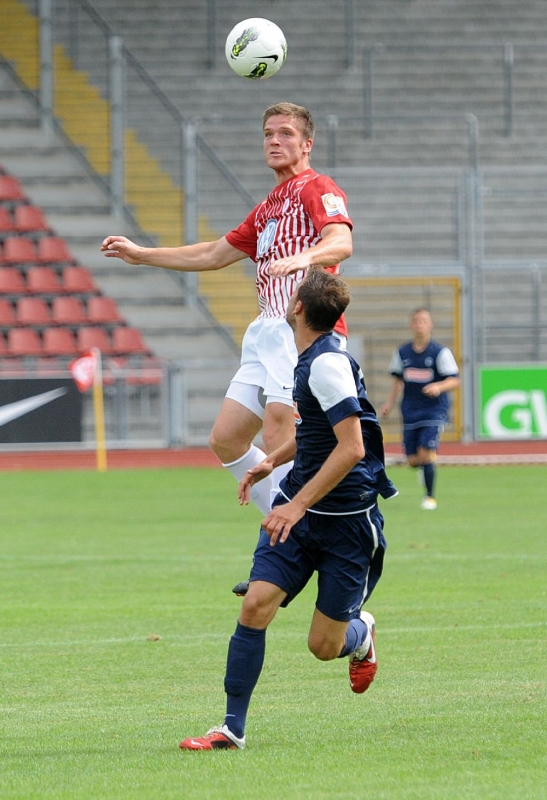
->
xmin=381 ymin=308 xmax=460 ymax=510
xmin=179 ymin=268 xmax=397 ymax=751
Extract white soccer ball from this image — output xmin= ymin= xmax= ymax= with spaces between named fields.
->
xmin=225 ymin=18 xmax=287 ymax=80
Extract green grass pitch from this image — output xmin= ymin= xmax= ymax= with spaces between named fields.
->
xmin=0 ymin=464 xmax=545 ymax=799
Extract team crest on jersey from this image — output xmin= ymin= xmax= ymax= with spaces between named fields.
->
xmin=293 ymin=400 xmax=302 ymax=425
xmin=257 ymin=218 xmax=278 ymax=257
xmin=321 ymin=193 xmax=348 ymax=218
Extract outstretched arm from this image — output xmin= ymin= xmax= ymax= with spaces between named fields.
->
xmin=100 ymin=234 xmax=247 ymax=272
xmin=268 ymin=222 xmax=353 ymax=277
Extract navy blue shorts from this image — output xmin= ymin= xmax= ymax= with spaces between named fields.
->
xmin=403 ymin=424 xmax=444 ymax=457
xmin=249 ymin=501 xmax=387 ymax=622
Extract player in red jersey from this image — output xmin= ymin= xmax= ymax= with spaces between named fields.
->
xmin=101 ymin=102 xmax=353 ymax=524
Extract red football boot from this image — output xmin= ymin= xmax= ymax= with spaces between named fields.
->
xmin=179 ymin=724 xmax=245 ymax=751
xmin=348 ymin=611 xmax=378 ymax=694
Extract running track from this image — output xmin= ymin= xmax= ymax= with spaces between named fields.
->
xmin=0 ymin=440 xmax=546 ymax=471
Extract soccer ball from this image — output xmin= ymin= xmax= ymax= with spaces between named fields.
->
xmin=225 ymin=18 xmax=287 ymax=80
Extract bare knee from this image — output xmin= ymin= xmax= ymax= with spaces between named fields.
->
xmin=417 ymin=447 xmax=436 ymax=465
xmin=307 ymin=636 xmax=342 ymax=662
xmin=208 ymin=424 xmax=246 ymax=464
xmin=239 ymin=588 xmax=281 ymax=630
xmin=208 ymin=425 xmax=228 ymax=460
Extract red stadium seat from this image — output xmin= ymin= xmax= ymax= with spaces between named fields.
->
xmin=77 ymin=326 xmax=113 ymax=354
xmin=51 ymin=296 xmax=87 ymax=325
xmin=26 ymin=266 xmax=61 ymax=294
xmin=87 ymin=296 xmax=123 ymax=324
xmin=0 ymin=175 xmax=26 ymax=202
xmin=62 ymin=266 xmax=98 ymax=294
xmin=0 ymin=298 xmax=17 ymax=325
xmin=16 ymin=297 xmax=51 ymax=326
xmin=0 ymin=334 xmax=7 ymax=356
xmin=112 ymin=326 xmax=149 ymax=355
xmin=13 ymin=204 xmax=49 ymax=234
xmin=37 ymin=236 xmax=75 ymax=264
xmin=42 ymin=327 xmax=79 ymax=356
xmin=7 ymin=327 xmax=43 ymax=356
xmin=2 ymin=237 xmax=37 ymax=265
xmin=0 ymin=208 xmax=15 ymax=234
xmin=0 ymin=267 xmax=27 ymax=294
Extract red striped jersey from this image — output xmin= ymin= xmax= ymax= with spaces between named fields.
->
xmin=225 ymin=168 xmax=352 ymax=337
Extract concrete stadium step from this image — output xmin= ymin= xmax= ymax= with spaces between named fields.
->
xmin=0 ymin=59 xmax=237 ymax=373
xmin=7 ymin=0 xmax=547 ymax=437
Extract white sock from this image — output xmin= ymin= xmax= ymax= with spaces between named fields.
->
xmin=269 ymin=461 xmax=293 ymax=507
xmin=223 ymin=445 xmax=272 ymax=515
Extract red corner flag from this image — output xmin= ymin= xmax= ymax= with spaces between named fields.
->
xmin=69 ymin=351 xmax=97 ymax=392
xmin=69 ymin=348 xmax=107 ymax=471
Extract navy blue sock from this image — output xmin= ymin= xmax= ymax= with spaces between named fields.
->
xmin=423 ymin=462 xmax=436 ymax=497
xmin=223 ymin=622 xmax=266 ymax=739
xmin=338 ymin=617 xmax=367 ymax=658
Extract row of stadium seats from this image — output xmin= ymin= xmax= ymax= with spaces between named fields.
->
xmin=0 ymin=265 xmax=99 ymax=296
xmin=0 ymin=204 xmax=49 ymax=236
xmin=0 ymin=325 xmax=148 ymax=357
xmin=0 ymin=296 xmax=123 ymax=327
xmin=0 ymin=236 xmax=74 ymax=265
xmin=0 ymin=165 xmax=155 ymax=363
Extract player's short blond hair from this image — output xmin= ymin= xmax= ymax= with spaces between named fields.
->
xmin=262 ymin=102 xmax=315 ymax=140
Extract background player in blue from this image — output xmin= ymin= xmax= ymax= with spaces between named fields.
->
xmin=380 ymin=308 xmax=460 ymax=510
xmin=179 ymin=268 xmax=397 ymax=751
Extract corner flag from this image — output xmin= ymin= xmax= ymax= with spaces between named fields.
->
xmin=69 ymin=349 xmax=107 ymax=472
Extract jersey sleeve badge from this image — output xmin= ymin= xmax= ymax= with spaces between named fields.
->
xmin=321 ymin=193 xmax=349 ymax=218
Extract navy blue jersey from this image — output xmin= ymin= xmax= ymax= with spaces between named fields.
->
xmin=279 ymin=333 xmax=397 ymax=514
xmin=389 ymin=340 xmax=459 ymax=428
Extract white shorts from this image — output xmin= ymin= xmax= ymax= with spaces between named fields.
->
xmin=225 ymin=317 xmax=347 ymax=420
xmin=225 ymin=317 xmax=297 ymax=419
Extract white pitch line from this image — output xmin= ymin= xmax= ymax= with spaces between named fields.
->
xmin=0 ymin=621 xmax=544 ymax=650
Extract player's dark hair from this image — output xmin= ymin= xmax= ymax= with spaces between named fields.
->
xmin=296 ymin=267 xmax=350 ymax=332
xmin=263 ymin=102 xmax=315 ymax=140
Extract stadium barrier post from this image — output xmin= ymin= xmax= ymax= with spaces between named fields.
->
xmin=38 ymin=0 xmax=54 ymax=137
xmin=183 ymin=119 xmax=198 ymax=303
xmin=109 ymin=35 xmax=125 ymax=219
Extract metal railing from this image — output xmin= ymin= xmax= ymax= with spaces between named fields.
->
xmin=10 ymin=2 xmax=547 ymax=445
xmin=360 ymin=42 xmax=547 ymax=139
xmin=0 ymin=358 xmax=240 ymax=448
xmin=36 ymin=0 xmax=257 ymax=234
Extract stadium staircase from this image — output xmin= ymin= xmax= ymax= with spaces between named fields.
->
xmin=3 ymin=0 xmax=547 ymax=436
xmin=27 ymin=1 xmax=547 ymax=286
xmin=0 ymin=160 xmax=170 ymax=442
xmin=0 ymin=0 xmax=245 ymax=440
xmin=0 ymin=0 xmax=257 ymax=350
